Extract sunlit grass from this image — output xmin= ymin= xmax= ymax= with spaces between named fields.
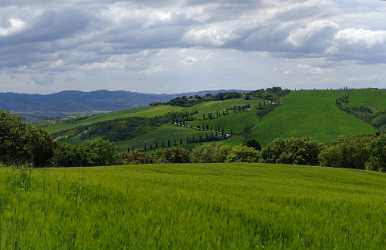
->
xmin=254 ymin=90 xmax=376 ymax=144
xmin=0 ymin=164 xmax=384 ymax=249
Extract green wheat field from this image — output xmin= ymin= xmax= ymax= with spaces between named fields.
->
xmin=1 ymin=164 xmax=385 ymax=250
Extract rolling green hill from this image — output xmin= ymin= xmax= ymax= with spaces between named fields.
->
xmin=40 ymin=98 xmax=260 ymax=134
xmin=39 ymin=89 xmax=386 ymax=150
xmin=253 ymin=90 xmax=376 ymax=144
xmin=337 ymin=89 xmax=386 ymax=132
xmin=116 ymin=125 xmax=210 ymax=151
xmin=188 ymin=111 xmax=258 ymax=134
xmin=41 ymin=98 xmax=260 ymax=149
xmin=1 ymin=164 xmax=385 ymax=249
xmin=348 ymin=88 xmax=386 ymax=112
xmin=39 ymin=105 xmax=184 ymax=134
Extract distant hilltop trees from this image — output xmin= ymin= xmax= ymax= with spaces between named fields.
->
xmin=151 ymin=87 xmax=290 ymax=107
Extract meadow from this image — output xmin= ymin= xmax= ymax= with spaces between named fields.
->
xmin=40 ymin=98 xmax=258 ymax=135
xmin=253 ymin=90 xmax=376 ymax=144
xmin=117 ymin=125 xmax=209 ymax=151
xmin=39 ymin=105 xmax=184 ymax=134
xmin=0 ymin=164 xmax=385 ymax=249
xmin=348 ymin=88 xmax=386 ymax=112
xmin=38 ymin=89 xmax=386 ymax=152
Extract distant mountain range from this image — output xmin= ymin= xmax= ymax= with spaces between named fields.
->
xmin=0 ymin=90 xmax=245 ymax=121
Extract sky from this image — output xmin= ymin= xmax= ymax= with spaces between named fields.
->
xmin=0 ymin=0 xmax=386 ymax=94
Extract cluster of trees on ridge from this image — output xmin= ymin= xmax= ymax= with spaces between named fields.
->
xmin=1 ymin=110 xmax=385 ymax=171
xmin=155 ymin=87 xmax=290 ymax=107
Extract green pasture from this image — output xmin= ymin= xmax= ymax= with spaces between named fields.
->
xmin=348 ymin=89 xmax=386 ymax=112
xmin=254 ymin=90 xmax=376 ymax=144
xmin=0 ymin=164 xmax=384 ymax=249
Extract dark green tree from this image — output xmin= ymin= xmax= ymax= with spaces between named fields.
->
xmin=0 ymin=111 xmax=30 ymax=166
xmin=367 ymin=134 xmax=386 ymax=171
xmin=246 ymin=139 xmax=262 ymax=151
xmin=26 ymin=127 xmax=54 ymax=167
xmin=159 ymin=147 xmax=190 ymax=163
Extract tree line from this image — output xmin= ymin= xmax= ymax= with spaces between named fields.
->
xmin=156 ymin=87 xmax=290 ymax=107
xmin=136 ymin=132 xmax=229 ymax=153
xmin=1 ymin=110 xmax=385 ymax=171
xmin=0 ymin=111 xmax=117 ymax=167
xmin=123 ymin=136 xmax=386 ymax=172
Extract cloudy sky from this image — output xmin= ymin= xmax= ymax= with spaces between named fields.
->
xmin=1 ymin=0 xmax=386 ymax=94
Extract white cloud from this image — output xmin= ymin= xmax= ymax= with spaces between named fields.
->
xmin=327 ymin=28 xmax=386 ymax=63
xmin=0 ymin=18 xmax=26 ymax=37
xmin=334 ymin=28 xmax=386 ymax=48
xmin=287 ymin=20 xmax=338 ymax=49
xmin=183 ymin=24 xmax=240 ymax=47
xmin=297 ymin=64 xmax=331 ymax=75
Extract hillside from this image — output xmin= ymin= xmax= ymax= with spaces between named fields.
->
xmin=40 ymin=105 xmax=184 ymax=134
xmin=43 ymin=97 xmax=259 ymax=151
xmin=1 ymin=164 xmax=385 ymax=249
xmin=348 ymin=88 xmax=386 ymax=112
xmin=1 ymin=89 xmax=246 ymax=122
xmin=40 ymin=89 xmax=386 ymax=151
xmin=253 ymin=90 xmax=377 ymax=144
xmin=335 ymin=89 xmax=386 ymax=132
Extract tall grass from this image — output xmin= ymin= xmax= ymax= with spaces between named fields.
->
xmin=0 ymin=164 xmax=384 ymax=249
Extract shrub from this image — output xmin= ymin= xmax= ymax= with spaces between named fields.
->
xmin=261 ymin=137 xmax=322 ymax=165
xmin=53 ymin=138 xmax=117 ymax=167
xmin=319 ymin=136 xmax=373 ymax=169
xmin=52 ymin=144 xmax=82 ymax=167
xmin=191 ymin=144 xmax=232 ymax=163
xmin=366 ymin=134 xmax=386 ymax=171
xmin=245 ymin=139 xmax=262 ymax=151
xmin=80 ymin=138 xmax=118 ymax=166
xmin=226 ymin=146 xmax=259 ymax=163
xmin=122 ymin=150 xmax=154 ymax=164
xmin=159 ymin=147 xmax=191 ymax=163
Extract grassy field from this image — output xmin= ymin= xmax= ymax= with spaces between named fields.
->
xmin=116 ymin=125 xmax=209 ymax=151
xmin=348 ymin=89 xmax=386 ymax=112
xmin=189 ymin=99 xmax=257 ymax=114
xmin=39 ymin=105 xmax=184 ymax=134
xmin=0 ymin=164 xmax=385 ymax=249
xmin=188 ymin=111 xmax=258 ymax=135
xmin=39 ymin=90 xmax=384 ymax=149
xmin=254 ymin=90 xmax=376 ymax=144
xmin=40 ymin=99 xmax=259 ymax=134
xmin=40 ymin=98 xmax=260 ymax=150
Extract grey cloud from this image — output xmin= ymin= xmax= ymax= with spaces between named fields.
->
xmin=0 ymin=0 xmax=386 ymax=93
xmin=0 ymin=8 xmax=94 ymax=46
